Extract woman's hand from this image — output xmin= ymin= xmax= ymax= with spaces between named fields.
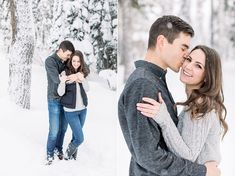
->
xmin=136 ymin=92 xmax=164 ymax=118
xmin=77 ymin=72 xmax=85 ymax=82
xmin=59 ymin=75 xmax=68 ymax=83
xmin=205 ymin=161 xmax=220 ymax=176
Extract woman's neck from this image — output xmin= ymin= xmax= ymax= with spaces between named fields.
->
xmin=185 ymin=86 xmax=192 ymax=98
xmin=186 ymin=84 xmax=202 ymax=97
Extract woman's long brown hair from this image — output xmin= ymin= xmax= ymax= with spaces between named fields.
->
xmin=65 ymin=50 xmax=89 ymax=77
xmin=176 ymin=45 xmax=228 ymax=139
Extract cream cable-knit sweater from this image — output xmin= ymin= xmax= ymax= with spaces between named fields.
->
xmin=153 ymin=103 xmax=221 ymax=164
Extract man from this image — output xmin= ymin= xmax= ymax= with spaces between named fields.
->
xmin=118 ymin=15 xmax=220 ymax=176
xmin=45 ymin=40 xmax=77 ymax=165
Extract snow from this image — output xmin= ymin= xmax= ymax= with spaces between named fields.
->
xmin=0 ymin=51 xmax=117 ymax=175
xmin=117 ymin=60 xmax=235 ymax=176
xmin=99 ymin=69 xmax=117 ymax=91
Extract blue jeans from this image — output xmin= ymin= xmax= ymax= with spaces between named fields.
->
xmin=64 ymin=108 xmax=87 ymax=147
xmin=46 ymin=99 xmax=68 ymax=157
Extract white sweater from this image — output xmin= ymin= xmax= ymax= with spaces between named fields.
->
xmin=153 ymin=103 xmax=221 ymax=164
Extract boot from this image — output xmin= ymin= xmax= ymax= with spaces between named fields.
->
xmin=71 ymin=148 xmax=78 ymax=160
xmin=64 ymin=143 xmax=77 ymax=160
xmin=54 ymin=148 xmax=64 ymax=160
xmin=45 ymin=155 xmax=54 ymax=165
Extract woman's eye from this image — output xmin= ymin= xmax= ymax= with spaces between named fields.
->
xmin=196 ymin=64 xmax=202 ymax=69
xmin=184 ymin=57 xmax=191 ymax=61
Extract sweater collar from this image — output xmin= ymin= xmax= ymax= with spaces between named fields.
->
xmin=52 ymin=51 xmax=64 ymax=64
xmin=135 ymin=60 xmax=167 ymax=80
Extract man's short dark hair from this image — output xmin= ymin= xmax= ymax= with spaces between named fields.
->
xmin=59 ymin=40 xmax=75 ymax=54
xmin=148 ymin=15 xmax=194 ymax=49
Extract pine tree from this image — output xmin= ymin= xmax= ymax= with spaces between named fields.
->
xmin=106 ymin=0 xmax=117 ymax=71
xmin=89 ymin=0 xmax=117 ymax=71
xmin=8 ymin=0 xmax=34 ymax=109
xmin=32 ymin=0 xmax=54 ymax=64
xmin=50 ymin=0 xmax=65 ymax=50
xmin=229 ymin=0 xmax=235 ymax=47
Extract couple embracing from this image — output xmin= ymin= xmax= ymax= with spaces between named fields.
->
xmin=45 ymin=41 xmax=89 ymax=165
xmin=118 ymin=15 xmax=227 ymax=176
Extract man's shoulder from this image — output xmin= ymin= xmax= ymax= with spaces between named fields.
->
xmin=46 ymin=53 xmax=55 ymax=61
xmin=121 ymin=72 xmax=158 ymax=98
xmin=126 ymin=67 xmax=161 ymax=87
xmin=45 ymin=54 xmax=57 ymax=65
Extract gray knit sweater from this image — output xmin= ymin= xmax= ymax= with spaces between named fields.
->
xmin=154 ymin=103 xmax=221 ymax=164
xmin=45 ymin=52 xmax=65 ymax=100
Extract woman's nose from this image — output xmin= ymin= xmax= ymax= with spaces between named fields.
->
xmin=185 ymin=62 xmax=193 ymax=70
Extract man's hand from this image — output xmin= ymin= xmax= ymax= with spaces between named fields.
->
xmin=205 ymin=161 xmax=220 ymax=176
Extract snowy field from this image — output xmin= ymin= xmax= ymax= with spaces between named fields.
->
xmin=0 ymin=50 xmax=117 ymax=176
xmin=117 ymin=61 xmax=235 ymax=176
xmin=1 ymin=44 xmax=234 ymax=176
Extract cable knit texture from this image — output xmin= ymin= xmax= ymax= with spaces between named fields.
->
xmin=153 ymin=102 xmax=221 ymax=164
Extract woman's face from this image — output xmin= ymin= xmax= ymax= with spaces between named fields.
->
xmin=72 ymin=55 xmax=81 ymax=70
xmin=180 ymin=49 xmax=206 ymax=90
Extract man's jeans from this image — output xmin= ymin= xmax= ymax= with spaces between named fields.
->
xmin=47 ymin=99 xmax=68 ymax=157
xmin=64 ymin=108 xmax=87 ymax=147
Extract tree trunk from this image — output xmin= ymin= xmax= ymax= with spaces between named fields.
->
xmin=8 ymin=0 xmax=34 ymax=109
xmin=211 ymin=0 xmax=214 ymax=46
xmin=179 ymin=0 xmax=191 ymax=23
xmin=119 ymin=0 xmax=136 ymax=82
xmin=9 ymin=0 xmax=17 ymax=43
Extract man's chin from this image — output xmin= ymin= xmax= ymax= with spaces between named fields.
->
xmin=172 ymin=67 xmax=180 ymax=73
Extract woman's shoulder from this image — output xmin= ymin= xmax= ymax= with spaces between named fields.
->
xmin=181 ymin=109 xmax=219 ymax=122
xmin=207 ymin=109 xmax=221 ymax=129
xmin=195 ymin=110 xmax=221 ymax=132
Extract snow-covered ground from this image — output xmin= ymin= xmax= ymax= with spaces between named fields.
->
xmin=117 ymin=61 xmax=235 ymax=176
xmin=0 ymin=50 xmax=117 ymax=176
xmin=1 ymin=43 xmax=234 ymax=176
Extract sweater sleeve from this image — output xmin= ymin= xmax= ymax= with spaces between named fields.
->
xmin=45 ymin=57 xmax=60 ymax=84
xmin=153 ymin=103 xmax=217 ymax=163
xmin=121 ymin=78 xmax=206 ymax=175
xmin=81 ymin=78 xmax=89 ymax=92
xmin=196 ymin=111 xmax=221 ymax=164
xmin=57 ymin=71 xmax=66 ymax=96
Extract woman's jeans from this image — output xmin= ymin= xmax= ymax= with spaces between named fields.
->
xmin=64 ymin=108 xmax=87 ymax=147
xmin=46 ymin=99 xmax=68 ymax=157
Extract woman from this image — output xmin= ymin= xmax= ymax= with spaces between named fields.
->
xmin=136 ymin=45 xmax=228 ymax=164
xmin=58 ymin=50 xmax=89 ymax=160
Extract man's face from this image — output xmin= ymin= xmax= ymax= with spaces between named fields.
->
xmin=59 ymin=49 xmax=73 ymax=62
xmin=163 ymin=32 xmax=191 ymax=72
